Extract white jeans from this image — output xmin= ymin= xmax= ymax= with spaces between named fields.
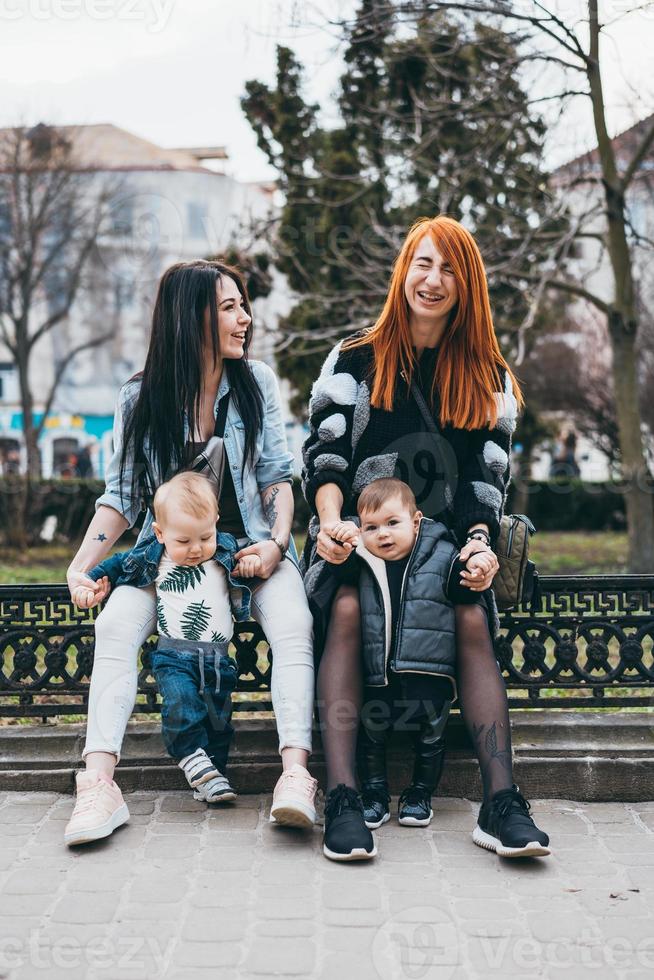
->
xmin=83 ymin=558 xmax=315 ymax=761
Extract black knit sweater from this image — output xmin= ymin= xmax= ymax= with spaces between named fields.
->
xmin=301 ymin=338 xmax=518 ymax=548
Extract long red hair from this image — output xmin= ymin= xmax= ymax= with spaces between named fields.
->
xmin=343 ymin=215 xmax=524 ymax=429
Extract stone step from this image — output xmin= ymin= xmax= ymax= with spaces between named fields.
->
xmin=1 ymin=711 xmax=652 ymax=800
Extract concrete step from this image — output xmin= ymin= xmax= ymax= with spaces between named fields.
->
xmin=1 ymin=711 xmax=652 ymax=800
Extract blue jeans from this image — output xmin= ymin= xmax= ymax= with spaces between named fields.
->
xmin=151 ymin=641 xmax=238 ymax=772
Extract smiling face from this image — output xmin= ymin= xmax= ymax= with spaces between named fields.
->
xmin=403 ymin=234 xmax=459 ymax=325
xmin=359 ymin=495 xmax=422 ymax=561
xmin=204 ymin=275 xmax=252 ymax=362
xmin=153 ymin=509 xmax=217 ymax=566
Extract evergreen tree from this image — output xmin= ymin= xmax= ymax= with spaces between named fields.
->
xmin=206 ymin=246 xmax=273 ymax=303
xmin=242 ymin=0 xmax=563 ymax=413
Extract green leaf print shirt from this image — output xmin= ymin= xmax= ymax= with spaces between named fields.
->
xmin=155 ymin=554 xmax=234 ymax=644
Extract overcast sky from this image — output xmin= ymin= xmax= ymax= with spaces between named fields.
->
xmin=1 ymin=0 xmax=652 ymax=182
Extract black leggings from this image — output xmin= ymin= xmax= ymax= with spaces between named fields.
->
xmin=316 ymin=586 xmax=513 ymax=801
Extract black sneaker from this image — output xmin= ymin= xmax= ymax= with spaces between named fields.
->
xmin=473 ymin=785 xmax=551 ymax=858
xmin=362 ymin=788 xmax=390 ymax=830
xmin=323 ymin=785 xmax=377 ymax=861
xmin=398 ymin=786 xmax=433 ymax=827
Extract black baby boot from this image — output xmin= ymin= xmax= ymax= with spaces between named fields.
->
xmin=358 ymin=715 xmax=391 ymax=830
xmin=399 ymin=699 xmax=451 ymax=827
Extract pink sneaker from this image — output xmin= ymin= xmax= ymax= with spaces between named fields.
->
xmin=269 ymin=764 xmax=318 ymax=828
xmin=64 ymin=770 xmax=130 ymax=847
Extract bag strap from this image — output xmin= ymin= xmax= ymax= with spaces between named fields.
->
xmin=139 ymin=392 xmax=230 ymax=514
xmin=214 ymin=391 xmax=230 ymax=438
xmin=409 ymin=378 xmax=438 ymax=434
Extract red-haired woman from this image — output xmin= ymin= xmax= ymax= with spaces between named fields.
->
xmin=302 ymin=215 xmax=550 ymax=861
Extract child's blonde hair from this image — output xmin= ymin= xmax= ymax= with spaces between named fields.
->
xmin=153 ymin=472 xmax=218 ymax=526
xmin=357 ymin=478 xmax=417 ymax=516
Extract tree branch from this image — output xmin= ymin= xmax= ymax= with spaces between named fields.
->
xmin=28 ymin=219 xmax=103 ymax=350
xmin=504 ymin=270 xmax=610 ymax=314
xmin=36 ymin=332 xmax=114 ymax=440
xmin=395 ymin=1 xmax=590 ymax=62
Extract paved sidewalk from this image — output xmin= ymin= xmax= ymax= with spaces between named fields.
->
xmin=0 ymin=793 xmax=653 ymax=980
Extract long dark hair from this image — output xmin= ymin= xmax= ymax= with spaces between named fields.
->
xmin=119 ymin=260 xmax=264 ymax=509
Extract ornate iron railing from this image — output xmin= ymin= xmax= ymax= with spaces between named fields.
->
xmin=1 ymin=576 xmax=653 ymax=718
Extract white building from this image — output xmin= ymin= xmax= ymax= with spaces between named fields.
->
xmin=530 ymin=113 xmax=654 ymax=481
xmin=0 ymin=124 xmax=305 ymax=478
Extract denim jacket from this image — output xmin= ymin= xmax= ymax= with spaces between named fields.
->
xmin=95 ymin=360 xmax=299 ymax=564
xmin=87 ymin=530 xmax=252 ymax=622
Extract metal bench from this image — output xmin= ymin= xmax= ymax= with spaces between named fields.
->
xmin=2 ymin=575 xmax=653 ymax=716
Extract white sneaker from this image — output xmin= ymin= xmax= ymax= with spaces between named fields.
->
xmin=194 ymin=772 xmax=237 ymax=803
xmin=64 ymin=770 xmax=130 ymax=847
xmin=269 ymin=764 xmax=317 ymax=828
xmin=179 ymin=747 xmax=220 ymax=788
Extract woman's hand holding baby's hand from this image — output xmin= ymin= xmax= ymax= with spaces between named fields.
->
xmin=233 ymin=540 xmax=280 ymax=580
xmin=234 ymin=554 xmax=263 ymax=578
xmin=317 ymin=520 xmax=360 ymax=564
xmin=70 ymin=575 xmax=111 ymax=609
xmin=459 ymin=543 xmax=499 ymax=592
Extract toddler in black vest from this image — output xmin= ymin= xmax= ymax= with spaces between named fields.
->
xmin=346 ymin=478 xmax=489 ymax=829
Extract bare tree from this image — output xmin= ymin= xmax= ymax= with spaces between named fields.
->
xmin=519 ymin=305 xmax=622 ymax=467
xmin=367 ymin=0 xmax=654 ymax=569
xmin=0 ymin=123 xmax=117 ymax=481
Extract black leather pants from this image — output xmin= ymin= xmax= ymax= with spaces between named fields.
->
xmin=358 ymin=673 xmax=453 ymax=796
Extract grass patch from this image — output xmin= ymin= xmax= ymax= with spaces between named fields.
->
xmin=0 ymin=543 xmax=127 ymax=585
xmin=530 ymin=531 xmax=628 ymax=574
xmin=0 ymin=531 xmax=629 ymax=584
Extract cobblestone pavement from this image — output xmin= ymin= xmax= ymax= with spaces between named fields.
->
xmin=0 ymin=792 xmax=653 ymax=980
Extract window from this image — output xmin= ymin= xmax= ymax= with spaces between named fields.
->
xmin=114 ymin=279 xmax=135 ymax=311
xmin=0 ymin=200 xmax=10 ymax=238
xmin=44 ymin=264 xmax=68 ymax=311
xmin=187 ymin=202 xmax=206 ymax=240
xmin=0 ymin=363 xmax=17 ymax=403
xmin=627 ymin=195 xmax=647 ymax=240
xmin=111 ymin=200 xmax=134 ymax=237
xmin=0 ymin=438 xmax=21 ymax=475
xmin=52 ymin=437 xmax=80 ymax=478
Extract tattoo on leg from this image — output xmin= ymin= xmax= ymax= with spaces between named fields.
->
xmin=485 ymin=721 xmax=512 ymax=771
xmin=471 ymin=720 xmax=512 ymax=773
xmin=262 ymin=486 xmax=279 ymax=528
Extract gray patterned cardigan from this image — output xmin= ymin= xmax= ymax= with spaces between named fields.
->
xmin=299 ymin=338 xmax=519 ymax=647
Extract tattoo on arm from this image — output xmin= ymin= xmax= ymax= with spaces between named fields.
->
xmin=262 ymin=487 xmax=279 ymax=529
xmin=94 ymin=533 xmax=107 ymax=542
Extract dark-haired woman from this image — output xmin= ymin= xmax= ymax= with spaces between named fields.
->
xmin=302 ymin=216 xmax=550 ymax=861
xmin=64 ymin=261 xmax=317 ymax=846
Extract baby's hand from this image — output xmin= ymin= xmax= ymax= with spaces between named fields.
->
xmin=72 ymin=576 xmax=111 ymax=609
xmin=234 ymin=554 xmax=263 ymax=578
xmin=460 ymin=552 xmax=495 ymax=589
xmin=326 ymin=520 xmax=360 ymax=549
